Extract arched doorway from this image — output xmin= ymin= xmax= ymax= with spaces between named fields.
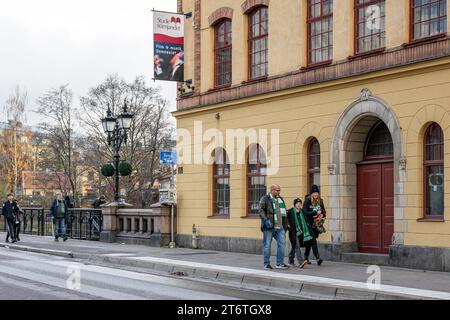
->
xmin=357 ymin=121 xmax=394 ymax=254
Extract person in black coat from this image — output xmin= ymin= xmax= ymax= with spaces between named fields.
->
xmin=1 ymin=193 xmax=20 ymax=243
xmin=302 ymin=185 xmax=327 ymax=266
xmin=287 ymin=198 xmax=309 ymax=268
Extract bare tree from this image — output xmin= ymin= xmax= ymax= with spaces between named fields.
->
xmin=36 ymin=85 xmax=79 ymax=204
xmin=79 ymin=74 xmax=174 ymax=207
xmin=1 ymin=85 xmax=31 ymax=194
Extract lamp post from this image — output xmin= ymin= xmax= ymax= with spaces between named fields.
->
xmin=101 ymin=100 xmax=134 ymax=203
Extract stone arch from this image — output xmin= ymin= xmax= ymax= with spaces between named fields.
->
xmin=208 ymin=7 xmax=234 ymax=26
xmin=328 ymin=88 xmax=407 ymax=248
xmin=241 ymin=0 xmax=269 ymax=14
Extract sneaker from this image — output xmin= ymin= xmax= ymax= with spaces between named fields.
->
xmin=317 ymin=259 xmax=323 ymax=266
xmin=275 ymin=263 xmax=289 ymax=270
xmin=5 ymin=238 xmax=9 ymax=243
xmin=264 ymin=264 xmax=273 ymax=270
xmin=63 ymin=236 xmax=68 ymax=242
xmin=54 ymin=237 xmax=59 ymax=242
xmin=299 ymin=260 xmax=308 ymax=269
xmin=11 ymin=239 xmax=17 ymax=243
xmin=287 ymin=261 xmax=296 ymax=267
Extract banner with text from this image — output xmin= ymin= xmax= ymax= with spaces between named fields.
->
xmin=153 ymin=11 xmax=184 ymax=82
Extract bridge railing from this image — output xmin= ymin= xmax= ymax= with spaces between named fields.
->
xmin=0 ymin=207 xmax=102 ymax=241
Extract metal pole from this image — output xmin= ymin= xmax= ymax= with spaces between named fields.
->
xmin=114 ymin=125 xmax=120 ymax=203
xmin=169 ymin=164 xmax=176 ymax=248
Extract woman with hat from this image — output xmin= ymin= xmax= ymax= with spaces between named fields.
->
xmin=287 ymin=198 xmax=311 ymax=268
xmin=302 ymin=185 xmax=327 ymax=266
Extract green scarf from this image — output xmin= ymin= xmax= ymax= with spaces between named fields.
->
xmin=270 ymin=196 xmax=286 ymax=225
xmin=293 ymin=209 xmax=302 ymax=236
xmin=298 ymin=210 xmax=313 ymax=243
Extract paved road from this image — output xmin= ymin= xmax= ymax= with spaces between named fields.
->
xmin=0 ymin=247 xmax=296 ymax=300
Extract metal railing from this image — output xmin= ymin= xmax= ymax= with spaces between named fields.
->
xmin=0 ymin=207 xmax=102 ymax=241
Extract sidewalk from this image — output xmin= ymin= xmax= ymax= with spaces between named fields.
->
xmin=1 ymin=233 xmax=449 ymax=300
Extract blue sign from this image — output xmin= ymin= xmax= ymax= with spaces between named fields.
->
xmin=160 ymin=151 xmax=177 ymax=165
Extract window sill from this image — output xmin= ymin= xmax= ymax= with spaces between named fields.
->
xmin=208 ymin=214 xmax=230 ymax=219
xmin=402 ymin=34 xmax=447 ymax=48
xmin=208 ymin=84 xmax=231 ymax=92
xmin=417 ymin=217 xmax=445 ymax=223
xmin=241 ymin=214 xmax=260 ymax=219
xmin=242 ymin=76 xmax=268 ymax=85
xmin=347 ymin=48 xmax=386 ymax=60
xmin=300 ymin=60 xmax=333 ymax=71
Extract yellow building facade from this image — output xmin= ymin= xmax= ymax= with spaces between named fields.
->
xmin=173 ymin=0 xmax=450 ymax=271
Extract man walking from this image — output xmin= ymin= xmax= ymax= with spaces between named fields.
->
xmin=49 ymin=193 xmax=68 ymax=242
xmin=259 ymin=185 xmax=289 ymax=270
xmin=2 ymin=193 xmax=19 ymax=243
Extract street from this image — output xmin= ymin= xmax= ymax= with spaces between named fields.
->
xmin=0 ymin=247 xmax=296 ymax=300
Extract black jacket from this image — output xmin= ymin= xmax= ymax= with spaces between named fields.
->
xmin=302 ymin=196 xmax=327 ymax=238
xmin=258 ymin=193 xmax=288 ymax=232
xmin=2 ymin=201 xmax=20 ymax=219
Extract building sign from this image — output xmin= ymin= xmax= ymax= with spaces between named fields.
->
xmin=160 ymin=151 xmax=177 ymax=165
xmin=153 ymin=10 xmax=184 ymax=82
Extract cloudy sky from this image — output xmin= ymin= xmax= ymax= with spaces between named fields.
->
xmin=0 ymin=0 xmax=177 ymax=126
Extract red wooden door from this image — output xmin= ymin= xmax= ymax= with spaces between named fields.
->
xmin=357 ymin=162 xmax=394 ymax=254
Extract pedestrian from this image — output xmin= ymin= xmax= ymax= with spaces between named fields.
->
xmin=64 ymin=195 xmax=74 ymax=208
xmin=49 ymin=193 xmax=68 ymax=242
xmin=302 ymin=185 xmax=327 ymax=266
xmin=13 ymin=198 xmax=24 ymax=242
xmin=259 ymin=184 xmax=289 ymax=270
xmin=1 ymin=193 xmax=19 ymax=243
xmin=287 ymin=198 xmax=309 ymax=268
xmin=92 ymin=195 xmax=107 ymax=209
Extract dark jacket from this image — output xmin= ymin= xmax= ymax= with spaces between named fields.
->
xmin=258 ymin=193 xmax=288 ymax=232
xmin=287 ymin=208 xmax=315 ymax=247
xmin=302 ymin=195 xmax=327 ymax=238
xmin=92 ymin=199 xmax=106 ymax=209
xmin=49 ymin=199 xmax=68 ymax=219
xmin=2 ymin=201 xmax=20 ymax=219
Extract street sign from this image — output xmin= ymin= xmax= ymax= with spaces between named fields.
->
xmin=159 ymin=189 xmax=176 ymax=204
xmin=160 ymin=151 xmax=177 ymax=165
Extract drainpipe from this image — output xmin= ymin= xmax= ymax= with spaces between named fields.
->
xmin=192 ymin=224 xmax=199 ymax=249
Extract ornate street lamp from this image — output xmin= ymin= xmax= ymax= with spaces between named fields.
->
xmin=101 ymin=100 xmax=134 ymax=203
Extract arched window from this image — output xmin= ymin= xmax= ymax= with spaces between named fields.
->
xmin=213 ymin=148 xmax=230 ymax=215
xmin=247 ymin=144 xmax=267 ymax=215
xmin=424 ymin=123 xmax=444 ymax=217
xmin=214 ymin=19 xmax=232 ymax=87
xmin=364 ymin=121 xmax=393 ymax=160
xmin=411 ymin=0 xmax=447 ymax=41
xmin=248 ymin=6 xmax=268 ymax=80
xmin=308 ymin=138 xmax=321 ymax=191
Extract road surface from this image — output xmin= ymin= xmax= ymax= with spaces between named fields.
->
xmin=0 ymin=247 xmax=297 ymax=300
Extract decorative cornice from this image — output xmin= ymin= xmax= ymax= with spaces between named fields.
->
xmin=208 ymin=7 xmax=234 ymax=26
xmin=176 ymin=37 xmax=450 ymax=112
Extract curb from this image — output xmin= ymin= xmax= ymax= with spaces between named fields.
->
xmin=0 ymin=243 xmax=444 ymax=300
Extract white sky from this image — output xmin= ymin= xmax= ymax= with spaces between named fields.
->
xmin=0 ymin=0 xmax=177 ymax=126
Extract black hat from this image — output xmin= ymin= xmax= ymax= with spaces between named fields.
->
xmin=310 ymin=185 xmax=320 ymax=194
xmin=293 ymin=198 xmax=302 ymax=206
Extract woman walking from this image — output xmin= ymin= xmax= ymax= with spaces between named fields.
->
xmin=302 ymin=185 xmax=326 ymax=266
xmin=287 ymin=198 xmax=311 ymax=268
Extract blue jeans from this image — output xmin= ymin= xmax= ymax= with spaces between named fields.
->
xmin=262 ymin=228 xmax=286 ymax=266
xmin=55 ymin=218 xmax=66 ymax=238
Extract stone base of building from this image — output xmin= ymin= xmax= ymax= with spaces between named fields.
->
xmin=114 ymin=233 xmax=171 ymax=247
xmin=176 ymin=234 xmax=450 ymax=272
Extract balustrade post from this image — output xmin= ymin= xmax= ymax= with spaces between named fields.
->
xmin=100 ymin=202 xmax=132 ymax=243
